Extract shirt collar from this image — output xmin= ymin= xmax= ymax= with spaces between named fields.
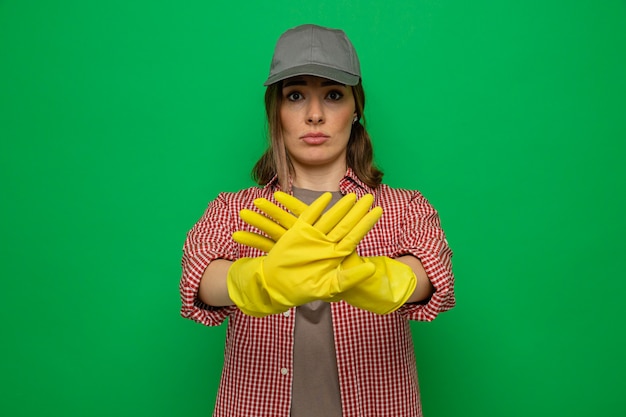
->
xmin=263 ymin=175 xmax=282 ymax=192
xmin=263 ymin=168 xmax=375 ymax=197
xmin=339 ymin=168 xmax=376 ymax=197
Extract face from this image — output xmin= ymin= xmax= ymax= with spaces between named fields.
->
xmin=280 ymin=75 xmax=357 ymax=176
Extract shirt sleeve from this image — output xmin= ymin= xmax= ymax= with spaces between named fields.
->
xmin=394 ymin=191 xmax=456 ymax=321
xmin=180 ymin=193 xmax=238 ymax=326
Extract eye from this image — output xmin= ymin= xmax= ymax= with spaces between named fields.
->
xmin=286 ymin=91 xmax=303 ymax=101
xmin=327 ymin=90 xmax=344 ymax=101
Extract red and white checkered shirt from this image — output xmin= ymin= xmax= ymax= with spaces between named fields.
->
xmin=180 ymin=169 xmax=455 ymax=417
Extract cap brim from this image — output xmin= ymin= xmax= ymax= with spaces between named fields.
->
xmin=264 ymin=63 xmax=360 ymax=86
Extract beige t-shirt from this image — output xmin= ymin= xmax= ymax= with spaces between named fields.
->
xmin=290 ymin=187 xmax=343 ymax=417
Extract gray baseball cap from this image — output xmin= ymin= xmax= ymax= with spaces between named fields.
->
xmin=264 ymin=24 xmax=361 ymax=86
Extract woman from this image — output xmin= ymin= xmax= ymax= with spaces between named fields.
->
xmin=180 ymin=24 xmax=455 ymax=417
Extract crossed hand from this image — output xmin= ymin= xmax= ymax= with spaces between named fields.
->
xmin=227 ymin=192 xmax=416 ymax=317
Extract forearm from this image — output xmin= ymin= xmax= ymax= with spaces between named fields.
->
xmin=199 ymin=254 xmax=432 ymax=308
xmin=396 ymin=255 xmax=434 ymax=303
xmin=198 ymin=259 xmax=235 ymax=307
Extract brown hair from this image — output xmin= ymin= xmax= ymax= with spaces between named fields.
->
xmin=251 ymin=80 xmax=383 ymax=189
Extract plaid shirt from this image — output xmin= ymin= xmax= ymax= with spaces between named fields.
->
xmin=180 ymin=169 xmax=455 ymax=417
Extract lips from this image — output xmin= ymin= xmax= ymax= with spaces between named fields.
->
xmin=300 ymin=132 xmax=329 ymax=145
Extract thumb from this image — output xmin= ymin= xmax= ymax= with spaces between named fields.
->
xmin=331 ymin=261 xmax=376 ymax=296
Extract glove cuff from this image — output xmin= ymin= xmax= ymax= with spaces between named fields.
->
xmin=227 ymin=257 xmax=290 ymax=317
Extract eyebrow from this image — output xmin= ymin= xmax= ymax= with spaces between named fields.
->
xmin=283 ymin=78 xmax=345 ymax=87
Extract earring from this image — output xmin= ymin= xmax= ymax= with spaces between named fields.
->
xmin=352 ymin=115 xmax=359 ymax=124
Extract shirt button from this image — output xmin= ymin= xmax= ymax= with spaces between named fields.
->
xmin=280 ymin=368 xmax=289 ymax=375
xmin=283 ymin=310 xmax=291 ymax=317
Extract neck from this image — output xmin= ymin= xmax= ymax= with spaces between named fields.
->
xmin=292 ymin=164 xmax=346 ymax=192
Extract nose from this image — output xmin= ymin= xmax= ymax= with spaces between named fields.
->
xmin=306 ymin=96 xmax=324 ymax=125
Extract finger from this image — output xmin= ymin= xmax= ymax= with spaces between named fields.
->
xmin=336 ymin=206 xmax=383 ymax=252
xmin=326 ymin=194 xmax=375 ymax=242
xmin=239 ymin=209 xmax=286 ymax=241
xmin=314 ymin=193 xmax=357 ymax=234
xmin=232 ymin=231 xmax=275 ymax=253
xmin=296 ymin=192 xmax=332 ymax=225
xmin=253 ymin=197 xmax=298 ymax=229
xmin=273 ymin=192 xmax=309 ymax=216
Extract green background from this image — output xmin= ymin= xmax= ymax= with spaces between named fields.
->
xmin=2 ymin=1 xmax=625 ymax=416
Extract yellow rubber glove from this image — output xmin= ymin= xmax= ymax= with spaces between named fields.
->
xmin=334 ymin=252 xmax=417 ymax=315
xmin=239 ymin=193 xmax=416 ymax=315
xmin=234 ymin=191 xmax=377 ymax=254
xmin=227 ymin=192 xmax=382 ymax=317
